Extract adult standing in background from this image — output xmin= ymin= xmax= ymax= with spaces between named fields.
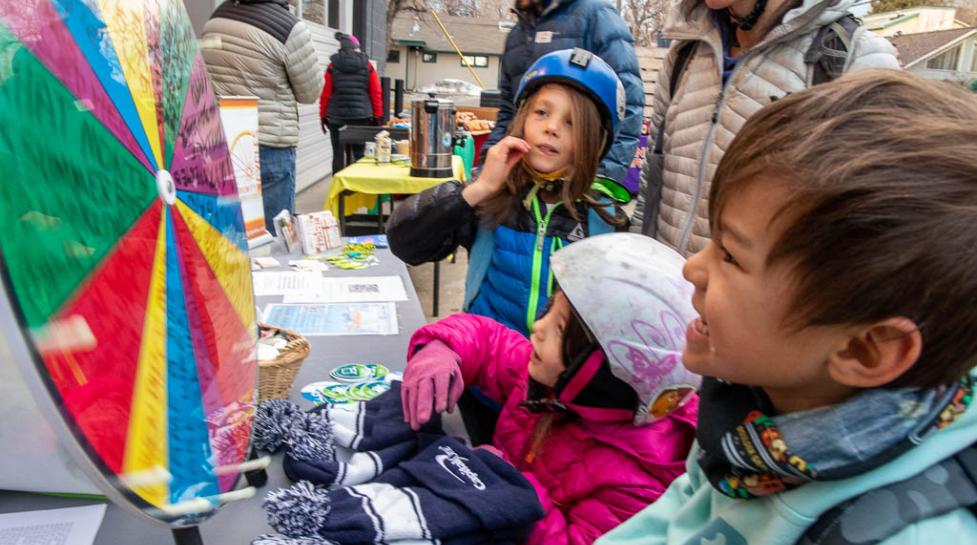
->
xmin=319 ymin=33 xmax=384 ymax=176
xmin=201 ymin=0 xmax=323 ymax=232
xmin=629 ymin=0 xmax=899 ymax=253
xmin=482 ymin=0 xmax=644 ymax=193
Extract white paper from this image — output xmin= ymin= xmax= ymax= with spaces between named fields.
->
xmin=289 ymin=259 xmax=329 ymax=272
xmin=0 ymin=504 xmax=107 ymax=545
xmin=263 ymin=303 xmax=399 ymax=336
xmin=251 ymin=256 xmax=281 ymax=270
xmin=282 ymin=276 xmax=408 ymax=304
xmin=252 ymin=271 xmax=322 ymax=296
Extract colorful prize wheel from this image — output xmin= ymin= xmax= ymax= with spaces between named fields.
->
xmin=0 ymin=0 xmax=257 ymax=526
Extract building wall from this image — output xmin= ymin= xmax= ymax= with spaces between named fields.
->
xmin=297 ymin=24 xmax=340 ymax=192
xmin=385 ymin=46 xmax=500 ymax=90
xmin=185 ymin=0 xmax=361 ymax=192
xmin=354 ymin=0 xmax=388 ymax=74
xmin=186 ymin=0 xmax=218 ymax=36
xmin=911 ymin=35 xmax=977 ymax=82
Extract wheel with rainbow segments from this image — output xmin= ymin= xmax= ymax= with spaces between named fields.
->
xmin=0 ymin=0 xmax=257 ymax=525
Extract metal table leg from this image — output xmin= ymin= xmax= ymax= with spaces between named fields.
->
xmin=377 ymin=194 xmax=385 ymax=233
xmin=432 ymin=260 xmax=440 ymax=317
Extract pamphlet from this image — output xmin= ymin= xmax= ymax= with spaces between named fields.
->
xmin=282 ymin=276 xmax=407 ymax=304
xmin=263 ymin=303 xmax=398 ymax=336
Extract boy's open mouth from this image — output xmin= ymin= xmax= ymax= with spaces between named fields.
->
xmin=693 ymin=317 xmax=709 ymax=337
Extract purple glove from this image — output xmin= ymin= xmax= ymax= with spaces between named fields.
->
xmin=402 ymin=340 xmax=465 ymax=430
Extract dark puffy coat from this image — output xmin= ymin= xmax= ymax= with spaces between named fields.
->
xmin=483 ymin=0 xmax=644 ymax=185
xmin=324 ymin=49 xmax=373 ymax=122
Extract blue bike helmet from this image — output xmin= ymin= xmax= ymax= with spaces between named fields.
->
xmin=514 ymin=48 xmax=626 ymax=157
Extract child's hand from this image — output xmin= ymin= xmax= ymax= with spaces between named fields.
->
xmin=402 ymin=340 xmax=466 ymax=430
xmin=463 ymin=136 xmax=531 ymax=206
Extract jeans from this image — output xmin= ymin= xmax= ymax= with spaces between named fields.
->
xmin=259 ymin=145 xmax=296 ymax=233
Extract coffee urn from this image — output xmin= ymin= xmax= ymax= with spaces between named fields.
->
xmin=410 ymin=95 xmax=456 ymax=178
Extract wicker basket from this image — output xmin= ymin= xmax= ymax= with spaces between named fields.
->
xmin=257 ymin=326 xmax=311 ymax=402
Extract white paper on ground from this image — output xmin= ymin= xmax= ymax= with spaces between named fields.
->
xmin=0 ymin=504 xmax=107 ymax=545
xmin=281 ymin=276 xmax=408 ymax=304
xmin=252 ymin=271 xmax=322 ymax=296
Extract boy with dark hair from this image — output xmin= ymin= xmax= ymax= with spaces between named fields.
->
xmin=598 ymin=69 xmax=977 ymax=545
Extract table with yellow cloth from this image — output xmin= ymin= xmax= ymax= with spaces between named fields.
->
xmin=324 ymin=155 xmax=467 ymax=219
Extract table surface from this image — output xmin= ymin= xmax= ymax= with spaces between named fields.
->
xmin=0 ymin=244 xmax=427 ymax=545
xmin=325 ymin=155 xmax=465 ymax=217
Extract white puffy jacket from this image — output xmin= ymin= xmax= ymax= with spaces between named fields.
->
xmin=632 ymin=0 xmax=899 ymax=255
xmin=201 ymin=0 xmax=323 ymax=148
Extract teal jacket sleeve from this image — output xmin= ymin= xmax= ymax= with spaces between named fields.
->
xmin=880 ymin=508 xmax=977 ymax=545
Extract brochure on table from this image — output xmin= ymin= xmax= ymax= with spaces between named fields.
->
xmin=282 ymin=276 xmax=408 ymax=304
xmin=263 ymin=303 xmax=398 ymax=336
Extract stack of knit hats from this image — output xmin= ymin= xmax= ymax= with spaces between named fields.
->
xmin=251 ymin=382 xmax=544 ymax=545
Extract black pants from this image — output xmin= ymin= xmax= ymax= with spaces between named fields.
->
xmin=456 ymin=389 xmax=501 ymax=446
xmin=327 ymin=118 xmax=371 ymax=174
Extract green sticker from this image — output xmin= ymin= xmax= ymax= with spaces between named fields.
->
xmin=330 ymin=363 xmax=372 ymax=382
xmin=318 ymin=384 xmax=352 ymax=404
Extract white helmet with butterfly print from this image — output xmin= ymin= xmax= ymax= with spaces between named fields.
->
xmin=549 ymin=233 xmax=701 ymax=426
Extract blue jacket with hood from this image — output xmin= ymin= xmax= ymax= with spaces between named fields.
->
xmin=386 ymin=179 xmax=624 ymax=337
xmin=483 ymin=0 xmax=644 ymax=186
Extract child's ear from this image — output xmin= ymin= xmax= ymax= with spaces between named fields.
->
xmin=827 ymin=317 xmax=922 ymax=388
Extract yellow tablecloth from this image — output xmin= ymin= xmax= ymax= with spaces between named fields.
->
xmin=325 ymin=155 xmax=467 ymax=217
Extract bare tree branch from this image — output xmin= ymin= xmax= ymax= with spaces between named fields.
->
xmin=386 ymin=0 xmax=427 ymax=51
xmin=621 ymin=0 xmax=667 ymax=47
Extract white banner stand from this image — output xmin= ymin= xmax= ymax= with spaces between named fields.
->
xmin=219 ymin=96 xmax=274 ymax=249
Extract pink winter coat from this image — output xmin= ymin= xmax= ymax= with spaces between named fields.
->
xmin=408 ymin=313 xmax=698 ymax=545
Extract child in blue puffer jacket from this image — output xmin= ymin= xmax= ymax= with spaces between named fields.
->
xmin=387 ymin=48 xmax=629 ymax=339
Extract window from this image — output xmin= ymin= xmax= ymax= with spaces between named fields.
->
xmin=327 ymin=0 xmax=340 ymax=29
xmin=927 ymin=45 xmax=961 ymax=71
xmin=387 ymin=49 xmax=401 ymax=63
xmin=460 ymin=55 xmax=489 ymax=68
xmin=422 ymin=51 xmax=438 ymax=63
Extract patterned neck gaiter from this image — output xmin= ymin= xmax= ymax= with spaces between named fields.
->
xmin=695 ymin=374 xmax=973 ymax=499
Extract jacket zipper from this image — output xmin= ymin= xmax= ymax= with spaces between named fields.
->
xmin=526 ymin=196 xmax=562 ymax=333
xmin=670 ymin=4 xmax=833 ymax=253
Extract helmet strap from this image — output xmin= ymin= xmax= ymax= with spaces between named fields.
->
xmin=520 ymin=377 xmax=571 ymax=414
xmin=521 ymin=164 xmax=568 ymax=210
xmin=728 ymin=0 xmax=767 ymax=31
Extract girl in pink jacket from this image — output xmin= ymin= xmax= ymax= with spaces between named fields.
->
xmin=402 ymin=233 xmax=700 ymax=545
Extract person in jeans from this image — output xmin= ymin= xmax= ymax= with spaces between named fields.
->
xmin=201 ymin=0 xmax=323 ymax=232
xmin=319 ymin=33 xmax=383 ymax=175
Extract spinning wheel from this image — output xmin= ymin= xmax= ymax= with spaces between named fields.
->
xmin=0 ymin=0 xmax=258 ymax=526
